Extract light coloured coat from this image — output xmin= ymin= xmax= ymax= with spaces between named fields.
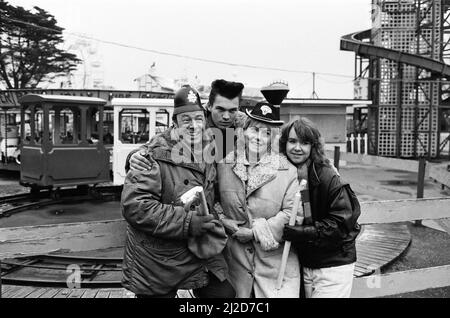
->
xmin=217 ymin=151 xmax=302 ymax=298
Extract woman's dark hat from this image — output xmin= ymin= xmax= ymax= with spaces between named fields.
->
xmin=245 ymin=102 xmax=284 ymax=125
xmin=173 ymin=85 xmax=204 ymax=115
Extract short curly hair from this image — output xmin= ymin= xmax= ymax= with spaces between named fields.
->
xmin=279 ymin=118 xmax=331 ymax=167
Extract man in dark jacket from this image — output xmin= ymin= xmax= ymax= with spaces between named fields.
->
xmin=121 ymin=85 xmax=234 ymax=298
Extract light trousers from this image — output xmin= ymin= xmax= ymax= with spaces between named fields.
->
xmin=303 ymin=263 xmax=355 ymax=298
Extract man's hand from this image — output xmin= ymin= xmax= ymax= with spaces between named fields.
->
xmin=232 ymin=227 xmax=253 ymax=243
xmin=221 ymin=218 xmax=246 ymax=234
xmin=189 ymin=212 xmax=215 ymax=237
xmin=282 ymin=224 xmax=319 ymax=243
xmin=183 ymin=196 xmax=200 ymax=213
xmin=130 ymin=150 xmax=152 ymax=171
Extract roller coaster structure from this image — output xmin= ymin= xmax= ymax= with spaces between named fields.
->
xmin=341 ymin=0 xmax=450 ymax=159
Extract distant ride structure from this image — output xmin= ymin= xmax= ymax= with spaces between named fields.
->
xmin=341 ymin=0 xmax=450 ymax=159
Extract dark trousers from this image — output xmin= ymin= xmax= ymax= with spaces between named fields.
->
xmin=136 ymin=273 xmax=235 ymax=298
xmin=192 ymin=272 xmax=235 ymax=298
xmin=136 ymin=291 xmax=177 ymax=298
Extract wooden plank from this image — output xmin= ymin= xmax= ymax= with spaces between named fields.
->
xmin=326 ymin=150 xmax=425 ymax=173
xmin=359 ymin=231 xmax=410 ymax=238
xmin=357 ymin=243 xmax=406 ymax=253
xmin=354 ymin=264 xmax=376 ymax=274
xmin=357 ymin=251 xmax=393 ymax=262
xmin=351 ymin=265 xmax=450 ymax=298
xmin=355 ymin=260 xmax=384 ymax=270
xmin=39 ymin=288 xmax=61 ymax=298
xmin=354 ymin=267 xmax=372 ymax=276
xmin=359 ymin=198 xmax=450 ymax=224
xmin=0 ymin=219 xmax=127 ymax=259
xmin=53 ymin=288 xmax=72 ymax=298
xmin=108 ymin=288 xmax=126 ymax=298
xmin=357 ymin=240 xmax=410 ymax=249
xmin=26 ymin=288 xmax=49 ymax=298
xmin=177 ymin=290 xmax=194 ymax=298
xmin=9 ymin=286 xmax=36 ymax=298
xmin=122 ymin=289 xmax=135 ymax=298
xmin=360 ymin=227 xmax=411 ymax=235
xmin=1 ymin=284 xmax=17 ymax=296
xmin=360 ymin=246 xmax=406 ymax=259
xmin=81 ymin=289 xmax=99 ymax=298
xmin=2 ymin=285 xmax=23 ymax=298
xmin=358 ymin=238 xmax=410 ymax=246
xmin=358 ymin=241 xmax=409 ymax=252
xmin=357 ymin=245 xmax=397 ymax=256
xmin=68 ymin=288 xmax=87 ymax=298
xmin=95 ymin=289 xmax=111 ymax=298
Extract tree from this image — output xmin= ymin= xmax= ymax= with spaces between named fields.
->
xmin=0 ymin=1 xmax=80 ymax=89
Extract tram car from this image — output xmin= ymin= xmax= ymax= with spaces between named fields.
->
xmin=110 ymin=98 xmax=173 ymax=185
xmin=18 ymin=94 xmax=110 ymax=190
xmin=0 ymin=107 xmax=22 ymax=169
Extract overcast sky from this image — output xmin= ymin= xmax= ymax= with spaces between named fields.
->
xmin=9 ymin=0 xmax=372 ymax=98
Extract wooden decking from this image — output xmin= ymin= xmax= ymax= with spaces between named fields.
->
xmin=0 ymin=285 xmax=135 ymax=298
xmin=0 ymin=223 xmax=411 ymax=298
xmin=354 ymin=223 xmax=411 ymax=277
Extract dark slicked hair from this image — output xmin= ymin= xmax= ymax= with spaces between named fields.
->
xmin=279 ymin=118 xmax=331 ymax=167
xmin=209 ymin=79 xmax=244 ymax=106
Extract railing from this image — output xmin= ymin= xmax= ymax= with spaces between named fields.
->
xmin=350 ymin=197 xmax=450 ymax=297
xmin=347 ymin=133 xmax=368 ymax=155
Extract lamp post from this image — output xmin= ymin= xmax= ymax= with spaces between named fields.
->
xmin=260 ymin=81 xmax=290 ymax=116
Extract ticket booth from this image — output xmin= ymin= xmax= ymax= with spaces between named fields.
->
xmin=18 ymin=94 xmax=110 ymax=189
xmin=111 ymin=98 xmax=173 ymax=185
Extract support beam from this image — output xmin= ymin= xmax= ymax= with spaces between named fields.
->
xmin=359 ymin=197 xmax=450 ymax=224
xmin=351 ymin=264 xmax=450 ymax=298
xmin=325 ymin=150 xmax=427 ymax=174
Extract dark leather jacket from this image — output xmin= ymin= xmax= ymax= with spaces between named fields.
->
xmin=293 ymin=162 xmax=361 ymax=269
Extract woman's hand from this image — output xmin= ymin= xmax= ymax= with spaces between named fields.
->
xmin=232 ymin=227 xmax=254 ymax=243
xmin=221 ymin=219 xmax=246 ymax=234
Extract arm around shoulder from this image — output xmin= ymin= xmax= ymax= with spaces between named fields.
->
xmin=121 ymin=158 xmax=191 ymax=239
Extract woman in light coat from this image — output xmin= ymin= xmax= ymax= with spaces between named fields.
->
xmin=217 ymin=102 xmax=303 ymax=298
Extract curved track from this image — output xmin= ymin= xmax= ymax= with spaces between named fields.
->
xmin=0 ymin=186 xmax=121 ymax=219
xmin=340 ymin=29 xmax=450 ymax=77
xmin=1 ymin=254 xmax=122 ymax=288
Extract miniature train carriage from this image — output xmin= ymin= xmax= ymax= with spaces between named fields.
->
xmin=18 ymin=94 xmax=110 ymax=189
xmin=111 ymin=98 xmax=173 ymax=185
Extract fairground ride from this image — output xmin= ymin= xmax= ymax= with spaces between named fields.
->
xmin=341 ymin=0 xmax=450 ymax=160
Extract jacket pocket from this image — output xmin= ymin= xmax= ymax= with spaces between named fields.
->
xmin=140 ymin=238 xmax=189 ymax=263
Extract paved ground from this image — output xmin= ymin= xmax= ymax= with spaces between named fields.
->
xmin=340 ymin=164 xmax=450 ymax=201
xmin=1 ymin=164 xmax=449 ymax=297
